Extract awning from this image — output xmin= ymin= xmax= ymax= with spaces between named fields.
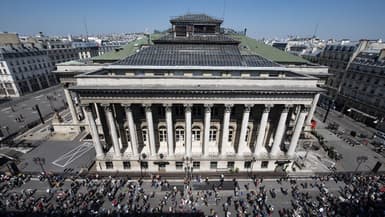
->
xmin=349 ymin=108 xmax=377 ymax=119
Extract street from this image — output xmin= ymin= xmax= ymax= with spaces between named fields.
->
xmin=2 ymin=173 xmax=382 ymax=217
xmin=0 ymin=85 xmax=66 ymax=140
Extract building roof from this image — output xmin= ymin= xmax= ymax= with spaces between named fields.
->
xmin=153 ymin=34 xmax=239 ymax=45
xmin=113 ymin=44 xmax=279 ymax=67
xmin=230 ymin=34 xmax=310 ymax=64
xmin=92 ymin=34 xmax=163 ymax=62
xmin=170 ymin=14 xmax=223 ymax=24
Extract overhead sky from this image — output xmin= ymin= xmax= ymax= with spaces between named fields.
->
xmin=0 ymin=0 xmax=384 ymax=40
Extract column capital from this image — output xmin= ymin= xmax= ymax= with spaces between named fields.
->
xmin=142 ymin=104 xmax=152 ymax=112
xmin=263 ymin=104 xmax=273 ymax=113
xmin=224 ymin=104 xmax=233 ymax=112
xmin=204 ymin=104 xmax=213 ymax=113
xmin=82 ymin=104 xmax=92 ymax=112
xmin=244 ymin=104 xmax=254 ymax=112
xmin=163 ymin=104 xmax=172 ymax=112
xmin=282 ymin=104 xmax=293 ymax=112
xmin=101 ymin=104 xmax=112 ymax=112
xmin=122 ymin=104 xmax=132 ymax=112
xmin=184 ymin=104 xmax=192 ymax=112
xmin=302 ymin=105 xmax=311 ymax=113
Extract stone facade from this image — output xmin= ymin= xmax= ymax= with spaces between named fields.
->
xmin=57 ymin=14 xmax=323 ymax=174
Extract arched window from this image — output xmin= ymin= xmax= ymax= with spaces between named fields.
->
xmin=228 ymin=126 xmax=235 ymax=142
xmin=142 ymin=127 xmax=148 ymax=142
xmin=175 ymin=126 xmax=184 ymax=142
xmin=158 ymin=126 xmax=167 ymax=142
xmin=192 ymin=126 xmax=201 ymax=142
xmin=209 ymin=126 xmax=217 ymax=142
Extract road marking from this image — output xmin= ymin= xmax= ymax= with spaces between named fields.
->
xmin=34 ymin=95 xmax=44 ymax=99
xmin=1 ymin=107 xmax=10 ymax=112
xmin=52 ymin=142 xmax=94 ymax=168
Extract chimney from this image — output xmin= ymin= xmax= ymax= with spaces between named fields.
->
xmin=147 ymin=34 xmax=151 ymax=44
xmin=378 ymin=49 xmax=385 ymax=61
xmin=356 ymin=39 xmax=370 ymax=53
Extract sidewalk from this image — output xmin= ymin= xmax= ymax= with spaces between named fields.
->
xmin=314 ymin=117 xmax=385 ymax=172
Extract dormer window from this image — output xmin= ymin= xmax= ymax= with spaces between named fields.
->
xmin=175 ymin=25 xmax=187 ymax=37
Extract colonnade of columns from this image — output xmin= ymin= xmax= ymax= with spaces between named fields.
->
xmin=82 ymin=102 xmax=310 ymax=160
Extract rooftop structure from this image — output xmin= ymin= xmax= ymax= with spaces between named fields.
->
xmin=56 ymin=14 xmax=323 ymax=174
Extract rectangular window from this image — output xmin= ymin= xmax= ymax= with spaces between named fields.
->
xmin=123 ymin=161 xmax=131 ymax=169
xmin=105 ymin=161 xmax=113 ymax=169
xmin=192 ymin=127 xmax=201 ymax=141
xmin=227 ymin=161 xmax=235 ymax=169
xmin=193 ymin=161 xmax=200 ymax=169
xmin=212 ymin=71 xmax=221 ymax=76
xmin=209 ymin=128 xmax=217 ymax=142
xmin=192 ymin=71 xmax=203 ymax=76
xmin=159 ymin=128 xmax=167 ymax=142
xmin=261 ymin=161 xmax=269 ymax=168
xmin=244 ymin=161 xmax=252 ymax=169
xmin=210 ymin=161 xmax=218 ymax=169
xmin=142 ymin=130 xmax=147 ymax=142
xmin=135 ymin=71 xmax=145 ymax=76
xmin=176 ymin=161 xmax=183 ymax=170
xmin=141 ymin=161 xmax=148 ymax=169
xmin=228 ymin=128 xmax=234 ymax=142
xmin=174 ymin=71 xmax=184 ymax=76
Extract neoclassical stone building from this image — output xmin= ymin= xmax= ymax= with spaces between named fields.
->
xmin=60 ymin=14 xmax=323 ymax=173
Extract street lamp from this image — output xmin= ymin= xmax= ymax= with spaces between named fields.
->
xmin=2 ymin=126 xmax=10 ymax=135
xmin=33 ymin=157 xmax=46 ymax=174
xmin=139 ymin=153 xmax=147 ymax=178
xmin=355 ymin=156 xmax=368 ymax=173
xmin=247 ymin=157 xmax=256 ymax=179
xmin=323 ymin=99 xmax=335 ymax=123
xmin=47 ymin=95 xmax=57 ymax=112
xmin=184 ymin=156 xmax=193 ymax=180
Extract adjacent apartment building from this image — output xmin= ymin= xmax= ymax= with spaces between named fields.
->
xmin=317 ymin=40 xmax=385 ymax=126
xmin=0 ymin=33 xmax=57 ymax=97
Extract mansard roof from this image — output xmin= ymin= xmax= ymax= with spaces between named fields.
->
xmin=113 ymin=44 xmax=279 ymax=67
xmin=170 ymin=14 xmax=223 ymax=24
xmin=153 ymin=34 xmax=239 ymax=45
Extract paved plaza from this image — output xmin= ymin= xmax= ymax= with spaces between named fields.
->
xmin=18 ymin=139 xmax=95 ymax=174
xmin=0 ymin=85 xmax=66 ymax=140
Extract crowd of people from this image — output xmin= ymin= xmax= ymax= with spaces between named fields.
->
xmin=0 ymin=172 xmax=384 ymax=217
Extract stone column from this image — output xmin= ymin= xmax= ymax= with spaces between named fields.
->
xmin=84 ymin=105 xmax=104 ymax=158
xmin=94 ymin=103 xmax=101 ymax=121
xmin=184 ymin=104 xmax=192 ymax=157
xmin=306 ymin=93 xmax=320 ymax=126
xmin=288 ymin=107 xmax=309 ymax=157
xmin=270 ymin=105 xmax=290 ymax=157
xmin=144 ymin=104 xmax=156 ymax=156
xmin=238 ymin=104 xmax=253 ymax=155
xmin=254 ymin=105 xmax=272 ymax=155
xmin=203 ymin=104 xmax=212 ymax=156
xmin=63 ymin=84 xmax=78 ymax=124
xmin=123 ymin=104 xmax=138 ymax=156
xmin=221 ymin=104 xmax=233 ymax=156
xmin=103 ymin=104 xmax=121 ymax=157
xmin=164 ymin=104 xmax=174 ymax=156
